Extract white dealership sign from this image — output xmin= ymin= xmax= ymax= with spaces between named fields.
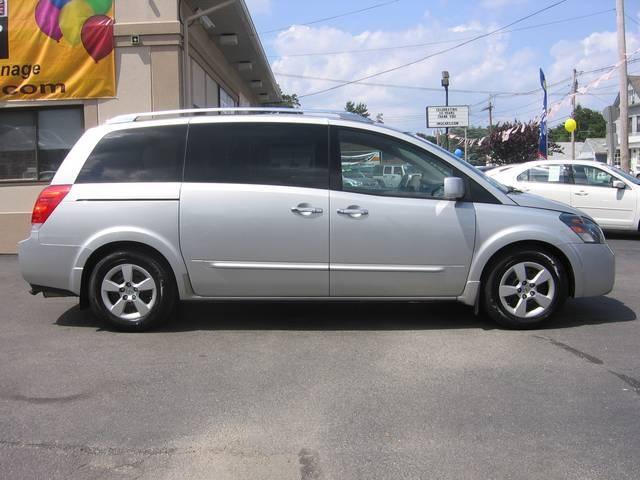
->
xmin=426 ymin=105 xmax=470 ymax=128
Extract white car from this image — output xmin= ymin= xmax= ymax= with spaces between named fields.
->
xmin=488 ymin=160 xmax=640 ymax=231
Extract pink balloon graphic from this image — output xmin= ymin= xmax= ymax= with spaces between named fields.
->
xmin=81 ymin=15 xmax=114 ymax=63
xmin=35 ymin=0 xmax=63 ymax=42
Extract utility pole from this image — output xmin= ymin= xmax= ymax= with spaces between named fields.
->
xmin=482 ymin=97 xmax=494 ymax=131
xmin=482 ymin=97 xmax=494 ymax=156
xmin=571 ymin=68 xmax=578 ymax=159
xmin=616 ymin=0 xmax=630 ymax=171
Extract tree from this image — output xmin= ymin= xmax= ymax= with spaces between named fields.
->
xmin=279 ymin=92 xmax=301 ymax=108
xmin=449 ymin=126 xmax=489 ymax=164
xmin=477 ymin=122 xmax=561 ymax=165
xmin=345 ymin=101 xmax=370 ymax=118
xmin=549 ymin=105 xmax=606 ymax=142
xmin=416 ymin=132 xmax=437 ymax=144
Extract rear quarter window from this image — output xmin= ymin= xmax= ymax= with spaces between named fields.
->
xmin=75 ymin=125 xmax=187 ymax=183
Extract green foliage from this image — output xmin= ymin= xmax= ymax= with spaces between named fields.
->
xmin=449 ymin=127 xmax=489 ymax=165
xmin=345 ymin=101 xmax=371 ymax=118
xmin=477 ymin=122 xmax=561 ymax=165
xmin=549 ymin=105 xmax=606 ymax=142
xmin=279 ymin=92 xmax=301 ymax=108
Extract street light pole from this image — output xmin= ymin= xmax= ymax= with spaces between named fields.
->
xmin=442 ymin=71 xmax=450 ymax=151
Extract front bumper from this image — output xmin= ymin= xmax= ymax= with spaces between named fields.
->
xmin=568 ymin=242 xmax=615 ymax=298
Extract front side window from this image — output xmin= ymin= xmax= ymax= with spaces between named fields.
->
xmin=572 ymin=165 xmax=614 ymax=187
xmin=76 ymin=125 xmax=187 ymax=183
xmin=184 ymin=123 xmax=329 ymax=189
xmin=517 ymin=165 xmax=571 ymax=184
xmin=0 ymin=108 xmax=83 ymax=182
xmin=337 ymin=128 xmax=457 ymax=199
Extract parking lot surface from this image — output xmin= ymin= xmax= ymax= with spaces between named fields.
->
xmin=1 ymin=235 xmax=639 ymax=480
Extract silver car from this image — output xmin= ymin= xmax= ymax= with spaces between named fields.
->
xmin=19 ymin=108 xmax=615 ymax=331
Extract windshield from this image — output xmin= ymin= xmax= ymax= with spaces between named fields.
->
xmin=410 ymin=134 xmax=510 ymax=194
xmin=612 ymin=167 xmax=640 ymax=185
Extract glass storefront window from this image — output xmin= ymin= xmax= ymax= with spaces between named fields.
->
xmin=219 ymin=87 xmax=237 ymax=108
xmin=0 ymin=107 xmax=83 ymax=182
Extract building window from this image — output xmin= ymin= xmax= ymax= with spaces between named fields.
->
xmin=219 ymin=87 xmax=237 ymax=108
xmin=629 ymin=117 xmax=633 ymax=134
xmin=0 ymin=107 xmax=83 ymax=183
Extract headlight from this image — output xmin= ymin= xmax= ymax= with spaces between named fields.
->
xmin=560 ymin=214 xmax=605 ymax=244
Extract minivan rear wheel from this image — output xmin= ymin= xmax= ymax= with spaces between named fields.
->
xmin=88 ymin=250 xmax=176 ymax=332
xmin=483 ymin=249 xmax=568 ymax=329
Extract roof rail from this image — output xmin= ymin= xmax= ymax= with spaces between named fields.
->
xmin=105 ymin=107 xmax=375 ymax=125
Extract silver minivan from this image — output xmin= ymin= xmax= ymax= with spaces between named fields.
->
xmin=18 ymin=108 xmax=615 ymax=331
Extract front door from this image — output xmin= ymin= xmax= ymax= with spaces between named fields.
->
xmin=180 ymin=121 xmax=330 ymax=297
xmin=569 ymin=164 xmax=636 ymax=229
xmin=330 ymin=127 xmax=476 ymax=297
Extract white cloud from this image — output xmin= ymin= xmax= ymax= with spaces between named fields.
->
xmin=481 ymin=0 xmax=527 ymax=8
xmin=245 ymin=0 xmax=271 ymax=15
xmin=270 ymin=20 xmax=640 ymax=132
xmin=449 ymin=21 xmax=485 ymax=33
xmin=271 ymin=22 xmax=541 ymax=131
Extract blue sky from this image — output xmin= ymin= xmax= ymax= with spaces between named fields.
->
xmin=244 ymin=0 xmax=640 ymax=133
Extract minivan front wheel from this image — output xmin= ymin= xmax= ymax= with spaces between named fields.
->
xmin=88 ymin=250 xmax=176 ymax=332
xmin=483 ymin=250 xmax=568 ymax=329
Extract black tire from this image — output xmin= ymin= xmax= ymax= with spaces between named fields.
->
xmin=482 ymin=249 xmax=568 ymax=329
xmin=88 ymin=249 xmax=177 ymax=332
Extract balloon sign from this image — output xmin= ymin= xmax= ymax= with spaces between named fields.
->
xmin=81 ymin=15 xmax=114 ymax=63
xmin=454 ymin=148 xmax=464 ymax=158
xmin=35 ymin=0 xmax=114 ymax=62
xmin=35 ymin=0 xmax=63 ymax=42
xmin=565 ymin=118 xmax=577 ymax=134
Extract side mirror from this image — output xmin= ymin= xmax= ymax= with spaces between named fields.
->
xmin=612 ymin=180 xmax=626 ymax=190
xmin=444 ymin=177 xmax=466 ymax=200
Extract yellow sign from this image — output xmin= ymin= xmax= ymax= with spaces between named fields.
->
xmin=0 ymin=0 xmax=115 ymax=101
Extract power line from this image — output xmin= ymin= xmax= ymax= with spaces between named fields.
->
xmin=274 ymin=73 xmax=535 ymax=95
xmin=277 ymin=71 xmax=573 ymax=98
xmin=268 ymin=9 xmax=614 ymax=59
xmin=626 ymin=14 xmax=640 ymax=27
xmin=260 ymin=0 xmax=401 ymax=35
xmin=297 ymin=0 xmax=569 ymax=99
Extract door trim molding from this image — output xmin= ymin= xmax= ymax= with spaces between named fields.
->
xmin=196 ymin=260 xmax=447 ymax=273
xmin=199 ymin=261 xmax=328 ymax=271
xmin=331 ymin=264 xmax=446 ymax=272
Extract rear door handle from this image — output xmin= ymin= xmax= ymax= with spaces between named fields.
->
xmin=291 ymin=205 xmax=323 ymax=216
xmin=574 ymin=191 xmax=589 ymax=196
xmin=337 ymin=206 xmax=369 ymax=218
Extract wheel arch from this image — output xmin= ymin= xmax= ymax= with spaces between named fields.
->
xmin=79 ymin=241 xmax=182 ymax=309
xmin=479 ymin=240 xmax=575 ymax=298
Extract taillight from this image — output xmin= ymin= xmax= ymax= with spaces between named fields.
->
xmin=32 ymin=185 xmax=71 ymax=225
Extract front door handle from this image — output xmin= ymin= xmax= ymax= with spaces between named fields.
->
xmin=337 ymin=206 xmax=369 ymax=218
xmin=291 ymin=204 xmax=323 ymax=216
xmin=574 ymin=191 xmax=589 ymax=196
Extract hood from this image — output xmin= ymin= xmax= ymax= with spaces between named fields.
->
xmin=508 ymin=192 xmax=584 ymax=216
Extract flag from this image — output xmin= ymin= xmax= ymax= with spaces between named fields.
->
xmin=538 ymin=68 xmax=548 ymax=159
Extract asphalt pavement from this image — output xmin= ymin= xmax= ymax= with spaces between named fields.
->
xmin=1 ymin=235 xmax=639 ymax=480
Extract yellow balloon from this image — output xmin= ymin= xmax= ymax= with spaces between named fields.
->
xmin=565 ymin=118 xmax=577 ymax=133
xmin=59 ymin=0 xmax=94 ymax=46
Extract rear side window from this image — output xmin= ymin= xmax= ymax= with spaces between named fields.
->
xmin=184 ymin=123 xmax=329 ymax=189
xmin=517 ymin=165 xmax=571 ymax=184
xmin=76 ymin=125 xmax=187 ymax=183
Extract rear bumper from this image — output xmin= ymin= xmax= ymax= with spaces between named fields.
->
xmin=18 ymin=230 xmax=83 ymax=295
xmin=568 ymin=242 xmax=615 ymax=298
